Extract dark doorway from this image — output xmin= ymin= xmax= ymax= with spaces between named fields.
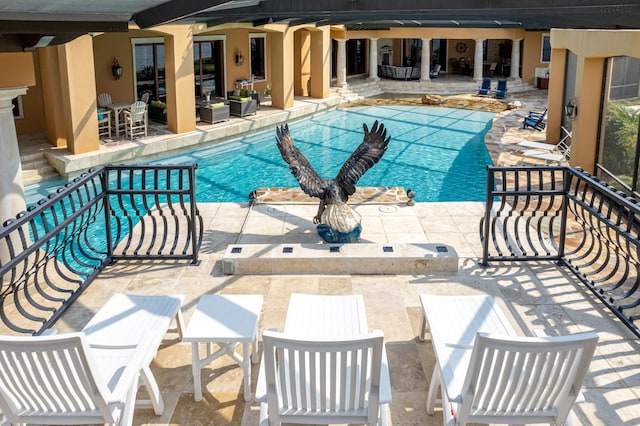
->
xmin=347 ymin=39 xmax=367 ymax=75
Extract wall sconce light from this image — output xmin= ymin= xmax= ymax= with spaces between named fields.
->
xmin=565 ymin=98 xmax=578 ymax=120
xmin=112 ymin=57 xmax=123 ymax=80
xmin=234 ymin=48 xmax=244 ymax=66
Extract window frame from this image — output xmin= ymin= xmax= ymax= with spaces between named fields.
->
xmin=540 ymin=33 xmax=551 ymax=63
xmin=249 ymin=33 xmax=267 ymax=82
xmin=193 ymin=35 xmax=226 ymax=98
xmin=132 ymin=37 xmax=165 ymax=101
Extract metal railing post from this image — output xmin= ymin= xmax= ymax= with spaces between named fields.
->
xmin=556 ymin=167 xmax=570 ymax=262
xmin=189 ymin=164 xmax=199 ymax=264
xmin=102 ymin=167 xmax=114 ymax=260
xmin=481 ymin=166 xmax=494 ymax=266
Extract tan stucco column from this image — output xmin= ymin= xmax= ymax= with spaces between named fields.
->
xmin=336 ymin=39 xmax=347 ymax=87
xmin=271 ymin=27 xmax=295 ymax=109
xmin=510 ymin=38 xmax=522 ymax=79
xmin=164 ymin=27 xmax=196 ymax=134
xmin=40 ymin=36 xmax=100 ymax=154
xmin=546 ymin=47 xmax=567 ymax=145
xmin=0 ymin=87 xmax=27 ymax=225
xmin=570 ymin=57 xmax=604 ymax=173
xmin=473 ymin=39 xmax=485 ymax=81
xmin=368 ymin=38 xmax=379 ymax=81
xmin=420 ymin=38 xmax=431 ymax=82
xmin=39 ymin=47 xmax=67 ymax=148
xmin=310 ymin=28 xmax=331 ymax=99
xmin=295 ymin=30 xmax=311 ymax=96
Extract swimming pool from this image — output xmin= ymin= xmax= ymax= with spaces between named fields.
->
xmin=25 ymin=105 xmax=495 ymax=204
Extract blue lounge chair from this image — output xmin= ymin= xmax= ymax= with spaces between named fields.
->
xmin=525 ymin=108 xmax=547 ymax=120
xmin=495 ymin=79 xmax=508 ymax=98
xmin=523 ymin=108 xmax=547 ymax=131
xmin=477 ymin=77 xmax=491 ymax=96
xmin=429 ymin=64 xmax=441 ymax=78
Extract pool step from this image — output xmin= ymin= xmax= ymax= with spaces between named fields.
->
xmin=221 ymin=242 xmax=458 ymax=275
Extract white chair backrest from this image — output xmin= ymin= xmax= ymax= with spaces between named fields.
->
xmin=262 ymin=330 xmax=384 ymax=425
xmin=457 ymin=332 xmax=598 ymax=425
xmin=0 ymin=333 xmax=116 ymax=425
xmin=140 ymin=92 xmax=150 ymax=104
xmin=129 ymin=100 xmax=147 ymax=122
xmin=98 ymin=93 xmax=112 ymax=107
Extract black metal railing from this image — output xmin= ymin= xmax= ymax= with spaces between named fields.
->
xmin=481 ymin=165 xmax=640 ymax=337
xmin=0 ymin=164 xmax=202 ymax=335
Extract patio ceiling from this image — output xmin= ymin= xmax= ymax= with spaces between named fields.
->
xmin=0 ymin=0 xmax=639 ymax=51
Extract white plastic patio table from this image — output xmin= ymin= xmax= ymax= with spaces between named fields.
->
xmin=281 ymin=293 xmax=391 ymax=407
xmin=182 ymin=294 xmax=263 ymax=402
xmin=104 ymin=102 xmax=130 ymax=137
xmin=419 ymin=294 xmax=518 ymax=403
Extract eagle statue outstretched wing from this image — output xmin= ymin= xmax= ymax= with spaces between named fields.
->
xmin=276 ymin=120 xmax=390 ymax=199
xmin=335 ymin=120 xmax=390 ymax=199
xmin=276 ymin=120 xmax=390 ymax=228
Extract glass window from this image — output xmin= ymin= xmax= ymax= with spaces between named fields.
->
xmin=193 ymin=40 xmax=224 ymax=98
xmin=540 ymin=34 xmax=551 ymax=63
xmin=133 ymin=40 xmax=165 ymax=102
xmin=597 ymin=56 xmax=640 ymax=194
xmin=250 ymin=34 xmax=266 ymax=81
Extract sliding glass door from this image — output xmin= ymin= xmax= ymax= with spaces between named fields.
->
xmin=194 ymin=39 xmax=224 ymax=98
xmin=134 ymin=41 xmax=165 ymax=102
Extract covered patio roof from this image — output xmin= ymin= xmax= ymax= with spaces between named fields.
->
xmin=1 ymin=0 xmax=639 ymax=51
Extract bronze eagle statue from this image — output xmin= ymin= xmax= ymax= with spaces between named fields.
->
xmin=275 ymin=120 xmax=390 ymax=238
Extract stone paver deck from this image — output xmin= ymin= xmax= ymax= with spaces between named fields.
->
xmin=48 ymin=89 xmax=640 ymax=425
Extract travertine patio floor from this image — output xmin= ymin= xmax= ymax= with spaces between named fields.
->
xmin=50 ymin=89 xmax=640 ymax=425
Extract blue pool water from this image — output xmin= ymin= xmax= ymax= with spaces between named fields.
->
xmin=25 ymin=105 xmax=495 ymax=204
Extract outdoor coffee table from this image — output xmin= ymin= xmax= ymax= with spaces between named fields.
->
xmin=182 ymin=294 xmax=263 ymax=402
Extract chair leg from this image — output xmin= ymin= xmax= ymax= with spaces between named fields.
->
xmin=258 ymin=402 xmax=271 ymax=426
xmin=426 ymin=363 xmax=441 ymax=415
xmin=139 ymin=365 xmax=165 ymax=415
xmin=442 ymin=395 xmax=456 ymax=426
xmin=379 ymin=403 xmax=389 ymax=426
xmin=119 ymin=373 xmax=140 ymax=426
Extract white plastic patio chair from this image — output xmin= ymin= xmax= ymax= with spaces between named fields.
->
xmin=123 ymin=100 xmax=148 ymax=139
xmin=518 ymin=130 xmax=571 ymax=165
xmin=427 ymin=332 xmax=599 ymax=426
xmin=0 ymin=294 xmax=184 ymax=425
xmin=98 ymin=92 xmax=113 ymax=107
xmin=98 ymin=108 xmax=112 ymax=138
xmin=257 ymin=329 xmax=388 ymax=426
xmin=0 ymin=332 xmax=149 ymax=426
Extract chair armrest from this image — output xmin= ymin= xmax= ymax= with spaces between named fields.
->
xmin=445 ymin=342 xmax=474 ymax=349
xmin=255 ymin=353 xmax=267 ymax=402
xmin=380 ymin=340 xmax=392 ymax=404
xmin=255 ymin=327 xmax=279 ymax=403
xmin=95 ymin=344 xmax=152 ymax=404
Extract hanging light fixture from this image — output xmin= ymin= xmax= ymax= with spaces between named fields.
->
xmin=234 ymin=48 xmax=244 ymax=65
xmin=112 ymin=57 xmax=123 ymax=80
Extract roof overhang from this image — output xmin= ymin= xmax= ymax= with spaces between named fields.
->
xmin=0 ymin=0 xmax=638 ymax=51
